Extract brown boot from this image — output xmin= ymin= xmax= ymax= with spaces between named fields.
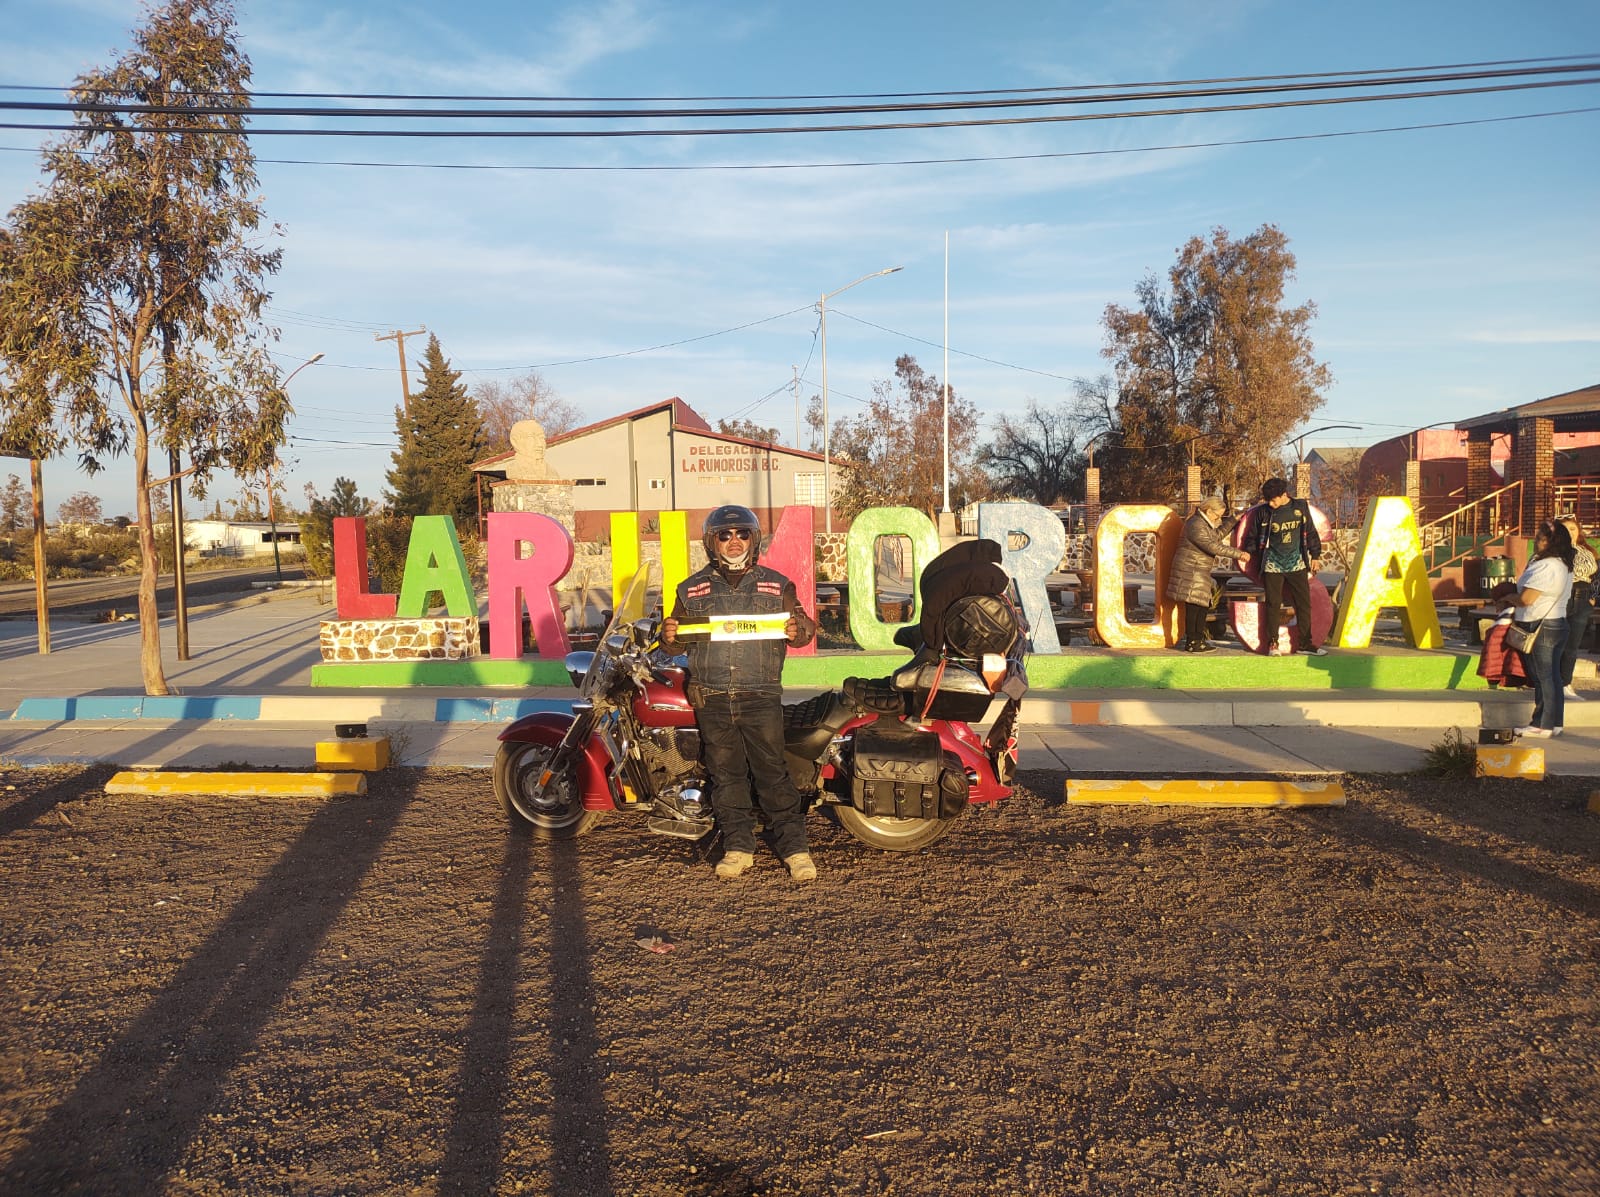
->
xmin=783 ymin=851 xmax=817 ymax=882
xmin=714 ymin=850 xmax=753 ymax=880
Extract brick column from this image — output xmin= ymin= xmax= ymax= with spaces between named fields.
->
xmin=1186 ymin=465 xmax=1203 ymax=510
xmin=1404 ymin=460 xmax=1420 ymax=516
xmin=1084 ymin=467 xmax=1101 ymax=530
xmin=1511 ymin=416 xmax=1554 ymax=532
xmin=1293 ymin=461 xmax=1311 ymax=501
xmin=1465 ymin=434 xmax=1494 ymax=501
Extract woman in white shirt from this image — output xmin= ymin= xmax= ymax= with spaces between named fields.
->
xmin=1512 ymin=520 xmax=1575 ymax=738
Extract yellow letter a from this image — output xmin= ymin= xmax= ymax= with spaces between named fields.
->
xmin=1331 ymin=497 xmax=1442 ymax=649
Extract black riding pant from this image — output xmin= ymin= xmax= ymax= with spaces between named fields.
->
xmin=694 ymin=690 xmax=808 ymax=860
xmin=1262 ymin=569 xmax=1314 ymax=651
xmin=1183 ymin=601 xmax=1209 ymax=645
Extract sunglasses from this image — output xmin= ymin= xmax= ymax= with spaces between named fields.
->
xmin=716 ymin=529 xmax=753 ymax=542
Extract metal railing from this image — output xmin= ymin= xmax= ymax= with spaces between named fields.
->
xmin=1418 ymin=480 xmax=1522 ymax=573
xmin=1550 ymin=475 xmax=1600 ymax=526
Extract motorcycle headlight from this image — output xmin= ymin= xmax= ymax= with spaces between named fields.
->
xmin=564 ymin=650 xmax=596 ymax=689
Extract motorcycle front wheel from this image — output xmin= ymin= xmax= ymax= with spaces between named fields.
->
xmin=833 ymin=805 xmax=957 ymax=852
xmin=495 ymin=740 xmax=604 ymax=840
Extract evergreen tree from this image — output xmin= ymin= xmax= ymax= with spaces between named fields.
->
xmin=299 ymin=476 xmax=370 ymax=577
xmin=385 ymin=335 xmax=486 ymax=530
xmin=0 ymin=474 xmax=25 ymax=533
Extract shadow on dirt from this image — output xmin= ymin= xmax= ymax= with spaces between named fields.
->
xmin=0 ymin=775 xmax=423 ymax=1194
xmin=0 ymin=764 xmax=116 ymax=836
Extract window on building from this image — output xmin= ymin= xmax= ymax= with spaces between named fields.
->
xmin=573 ymin=478 xmax=606 ymax=487
xmin=647 ymin=478 xmax=667 ymax=490
xmin=794 ymin=473 xmax=825 ymax=505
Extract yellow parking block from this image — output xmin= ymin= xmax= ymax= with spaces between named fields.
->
xmin=1065 ymin=778 xmax=1344 ymax=807
xmin=316 ymin=737 xmax=391 ymax=772
xmin=1588 ymin=791 xmax=1600 ymax=815
xmin=1475 ymin=745 xmax=1545 ymax=779
xmin=105 ymin=771 xmax=367 ymax=798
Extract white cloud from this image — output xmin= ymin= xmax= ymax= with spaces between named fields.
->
xmin=1464 ymin=327 xmax=1600 ymax=345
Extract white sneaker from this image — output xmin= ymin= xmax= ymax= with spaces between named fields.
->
xmin=1515 ymin=726 xmax=1554 ymax=739
xmin=1267 ymin=645 xmax=1285 ymax=656
xmin=1563 ymin=685 xmax=1585 ymax=702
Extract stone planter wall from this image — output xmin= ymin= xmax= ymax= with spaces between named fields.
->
xmin=320 ymin=616 xmax=480 ymax=662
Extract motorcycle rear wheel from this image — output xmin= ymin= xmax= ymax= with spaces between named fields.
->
xmin=834 ymin=805 xmax=957 ymax=852
xmin=495 ymin=741 xmax=604 ymax=840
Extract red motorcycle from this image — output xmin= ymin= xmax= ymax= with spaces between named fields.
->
xmin=493 ymin=567 xmax=1027 ymax=852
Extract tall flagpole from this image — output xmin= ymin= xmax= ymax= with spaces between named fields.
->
xmin=942 ymin=231 xmax=952 ymax=521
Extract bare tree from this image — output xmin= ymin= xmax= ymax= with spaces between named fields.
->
xmin=978 ymin=398 xmax=1091 ymax=506
xmin=831 ymin=355 xmax=986 ymax=522
xmin=57 ymin=492 xmax=104 ymax=525
xmin=472 ymin=371 xmax=580 ymax=453
xmin=717 ymin=417 xmax=781 ymax=444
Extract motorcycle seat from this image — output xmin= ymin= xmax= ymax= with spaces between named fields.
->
xmin=782 ymin=690 xmax=858 ymax=759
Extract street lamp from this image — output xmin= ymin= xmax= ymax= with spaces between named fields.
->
xmin=1288 ymin=423 xmax=1360 ymax=464
xmin=268 ymin=352 xmax=324 ymax=581
xmin=819 ymin=266 xmax=902 ymax=534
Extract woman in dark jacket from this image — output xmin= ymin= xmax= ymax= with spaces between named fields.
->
xmin=1166 ymin=496 xmax=1251 ymax=652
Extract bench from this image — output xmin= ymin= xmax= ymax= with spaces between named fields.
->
xmin=1054 ymin=615 xmax=1098 ymax=646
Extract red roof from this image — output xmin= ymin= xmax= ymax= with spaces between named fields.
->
xmin=548 ymin=397 xmax=713 ymax=446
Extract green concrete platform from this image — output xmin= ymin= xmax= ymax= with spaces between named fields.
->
xmin=313 ymin=646 xmax=1487 ymax=691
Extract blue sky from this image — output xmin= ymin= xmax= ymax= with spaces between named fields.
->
xmin=2 ymin=0 xmax=1597 ymax=519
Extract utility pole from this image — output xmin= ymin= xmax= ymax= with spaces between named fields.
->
xmin=375 ymin=327 xmax=426 ymax=417
xmin=792 ymin=365 xmax=801 ymax=448
xmin=170 ymin=447 xmax=189 ymax=659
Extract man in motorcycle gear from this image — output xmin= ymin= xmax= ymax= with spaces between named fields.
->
xmin=660 ymin=506 xmax=819 ymax=882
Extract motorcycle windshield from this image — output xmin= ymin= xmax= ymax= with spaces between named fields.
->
xmin=578 ymin=564 xmax=654 ymax=701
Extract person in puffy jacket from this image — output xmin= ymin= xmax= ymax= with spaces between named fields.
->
xmin=1166 ymin=495 xmax=1251 ymax=652
xmin=659 ymin=505 xmax=818 ymax=883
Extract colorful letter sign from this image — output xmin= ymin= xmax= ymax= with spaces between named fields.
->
xmin=1331 ymin=496 xmax=1442 ymax=649
xmin=977 ymin=501 xmax=1065 ymax=653
xmin=845 ymin=507 xmax=941 ymax=651
xmin=395 ymin=516 xmax=475 ymax=618
xmin=486 ymin=511 xmax=573 ymax=659
xmin=1093 ymin=505 xmax=1182 ymax=649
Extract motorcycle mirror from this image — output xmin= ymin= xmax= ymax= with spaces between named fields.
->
xmin=604 ymin=632 xmax=630 ymax=653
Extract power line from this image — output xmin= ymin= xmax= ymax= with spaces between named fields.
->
xmin=4 ymin=105 xmax=1592 ymax=173
xmin=830 ymin=310 xmax=1080 ymax=382
xmin=7 ymin=53 xmax=1593 ymax=104
xmin=6 ymin=58 xmax=1593 ymax=118
xmin=4 ymin=74 xmax=1596 ymax=138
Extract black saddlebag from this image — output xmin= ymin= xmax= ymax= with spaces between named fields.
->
xmin=890 ymin=657 xmax=996 ymax=722
xmin=850 ymin=722 xmax=968 ymax=820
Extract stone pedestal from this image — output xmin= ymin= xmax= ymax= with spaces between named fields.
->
xmin=320 ymin=616 xmax=480 ymax=662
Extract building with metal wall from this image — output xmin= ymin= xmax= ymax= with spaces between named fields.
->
xmin=471 ymin=398 xmax=855 ymax=542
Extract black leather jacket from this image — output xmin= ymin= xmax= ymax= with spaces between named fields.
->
xmin=663 ymin=563 xmax=816 ymax=696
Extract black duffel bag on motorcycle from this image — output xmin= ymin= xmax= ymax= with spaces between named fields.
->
xmin=850 ymin=721 xmax=968 ymax=821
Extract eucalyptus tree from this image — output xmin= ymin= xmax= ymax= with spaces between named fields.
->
xmin=0 ymin=0 xmax=286 ymax=694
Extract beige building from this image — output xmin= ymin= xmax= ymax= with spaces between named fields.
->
xmin=473 ymin=398 xmax=855 ymax=541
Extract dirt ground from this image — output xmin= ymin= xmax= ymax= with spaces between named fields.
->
xmin=1 ymin=763 xmax=1598 ymax=1196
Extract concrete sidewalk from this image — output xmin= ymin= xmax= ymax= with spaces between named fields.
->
xmin=1 ymin=593 xmax=1595 ymax=776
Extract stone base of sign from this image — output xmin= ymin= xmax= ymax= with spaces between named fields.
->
xmin=319 ymin=617 xmax=480 ymax=662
